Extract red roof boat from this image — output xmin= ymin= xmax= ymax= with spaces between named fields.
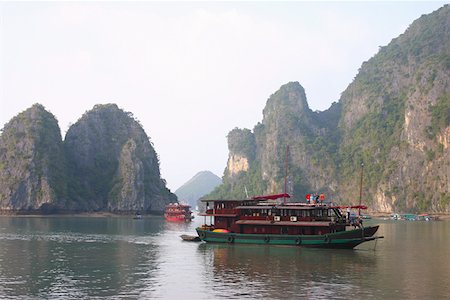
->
xmin=164 ymin=203 xmax=193 ymax=222
xmin=196 ymin=194 xmax=383 ymax=249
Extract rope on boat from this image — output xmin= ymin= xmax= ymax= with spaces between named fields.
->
xmin=373 ymin=238 xmax=378 ymax=251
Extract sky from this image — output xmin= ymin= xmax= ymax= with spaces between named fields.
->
xmin=0 ymin=1 xmax=447 ymax=191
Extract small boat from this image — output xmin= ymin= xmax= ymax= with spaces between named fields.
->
xmin=164 ymin=203 xmax=193 ymax=222
xmin=390 ymin=213 xmax=401 ymax=220
xmin=402 ymin=213 xmax=418 ymax=221
xmin=133 ymin=212 xmax=142 ymax=219
xmin=180 ymin=234 xmax=201 ymax=242
xmin=196 ymin=193 xmax=383 ymax=249
xmin=361 ymin=214 xmax=372 ymax=220
xmin=417 ymin=214 xmax=433 ymax=221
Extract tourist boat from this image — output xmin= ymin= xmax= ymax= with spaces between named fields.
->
xmin=133 ymin=212 xmax=142 ymax=220
xmin=418 ymin=213 xmax=433 ymax=221
xmin=196 ymin=193 xmax=383 ymax=249
xmin=164 ymin=203 xmax=193 ymax=222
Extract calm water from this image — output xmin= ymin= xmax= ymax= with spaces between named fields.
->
xmin=0 ymin=215 xmax=449 ymax=299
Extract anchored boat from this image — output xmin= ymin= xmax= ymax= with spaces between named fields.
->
xmin=164 ymin=203 xmax=193 ymax=222
xmin=196 ymin=193 xmax=383 ymax=249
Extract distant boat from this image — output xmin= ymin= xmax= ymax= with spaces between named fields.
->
xmin=418 ymin=214 xmax=433 ymax=221
xmin=402 ymin=214 xmax=418 ymax=221
xmin=133 ymin=212 xmax=142 ymax=219
xmin=164 ymin=203 xmax=193 ymax=222
xmin=390 ymin=213 xmax=401 ymax=220
xmin=196 ymin=193 xmax=383 ymax=249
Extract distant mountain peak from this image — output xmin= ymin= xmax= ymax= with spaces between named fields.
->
xmin=175 ymin=171 xmax=222 ymax=207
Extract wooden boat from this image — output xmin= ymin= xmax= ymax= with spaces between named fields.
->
xmin=164 ymin=203 xmax=193 ymax=222
xmin=196 ymin=193 xmax=383 ymax=249
xmin=180 ymin=234 xmax=201 ymax=242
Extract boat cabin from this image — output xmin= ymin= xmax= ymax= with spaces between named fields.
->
xmin=200 ymin=195 xmax=363 ymax=236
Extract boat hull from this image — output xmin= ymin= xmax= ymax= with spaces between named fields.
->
xmin=196 ymin=225 xmax=380 ymax=249
xmin=165 ymin=215 xmax=192 ymax=222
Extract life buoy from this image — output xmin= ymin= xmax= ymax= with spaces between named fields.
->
xmin=199 ymin=231 xmax=206 ymax=239
xmin=264 ymin=236 xmax=270 ymax=243
xmin=227 ymin=235 xmax=234 ymax=243
xmin=295 ymin=237 xmax=302 ymax=245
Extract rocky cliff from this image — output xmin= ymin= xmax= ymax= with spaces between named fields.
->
xmin=0 ymin=103 xmax=176 ymax=213
xmin=65 ymin=104 xmax=176 ymax=212
xmin=207 ymin=5 xmax=450 ymax=213
xmin=337 ymin=5 xmax=450 ymax=212
xmin=0 ymin=104 xmax=67 ymax=211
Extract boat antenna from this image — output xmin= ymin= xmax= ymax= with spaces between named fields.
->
xmin=358 ymin=162 xmax=364 ymax=216
xmin=284 ymin=145 xmax=289 ymax=204
xmin=244 ymin=186 xmax=249 ymax=199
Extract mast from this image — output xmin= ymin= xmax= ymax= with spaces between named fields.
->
xmin=358 ymin=162 xmax=364 ymax=216
xmin=284 ymin=145 xmax=289 ymax=204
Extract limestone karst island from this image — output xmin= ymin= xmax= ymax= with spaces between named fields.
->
xmin=0 ymin=103 xmax=176 ymax=214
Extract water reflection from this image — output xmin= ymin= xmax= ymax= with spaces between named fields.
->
xmin=372 ymin=220 xmax=450 ymax=299
xmin=0 ymin=217 xmax=449 ymax=299
xmin=0 ymin=216 xmax=163 ymax=298
xmin=197 ymin=243 xmax=378 ymax=299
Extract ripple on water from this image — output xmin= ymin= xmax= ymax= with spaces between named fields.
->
xmin=0 ymin=232 xmax=158 ymax=245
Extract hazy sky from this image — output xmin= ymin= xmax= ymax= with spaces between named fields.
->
xmin=0 ymin=1 xmax=447 ymax=190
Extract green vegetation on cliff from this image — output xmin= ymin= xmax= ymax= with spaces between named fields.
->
xmin=207 ymin=82 xmax=339 ymax=200
xmin=0 ymin=104 xmax=67 ymax=211
xmin=206 ymin=5 xmax=450 ymax=213
xmin=65 ymin=104 xmax=176 ymax=212
xmin=428 ymin=94 xmax=450 ymax=137
xmin=0 ymin=103 xmax=176 ymax=213
xmin=227 ymin=128 xmax=256 ymax=162
xmin=207 ymin=162 xmax=267 ymax=200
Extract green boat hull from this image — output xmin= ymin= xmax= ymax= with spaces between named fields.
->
xmin=196 ymin=226 xmax=381 ymax=249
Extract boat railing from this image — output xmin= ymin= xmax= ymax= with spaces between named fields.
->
xmin=240 ymin=215 xmax=268 ymax=220
xmin=207 ymin=208 xmax=236 ymax=215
